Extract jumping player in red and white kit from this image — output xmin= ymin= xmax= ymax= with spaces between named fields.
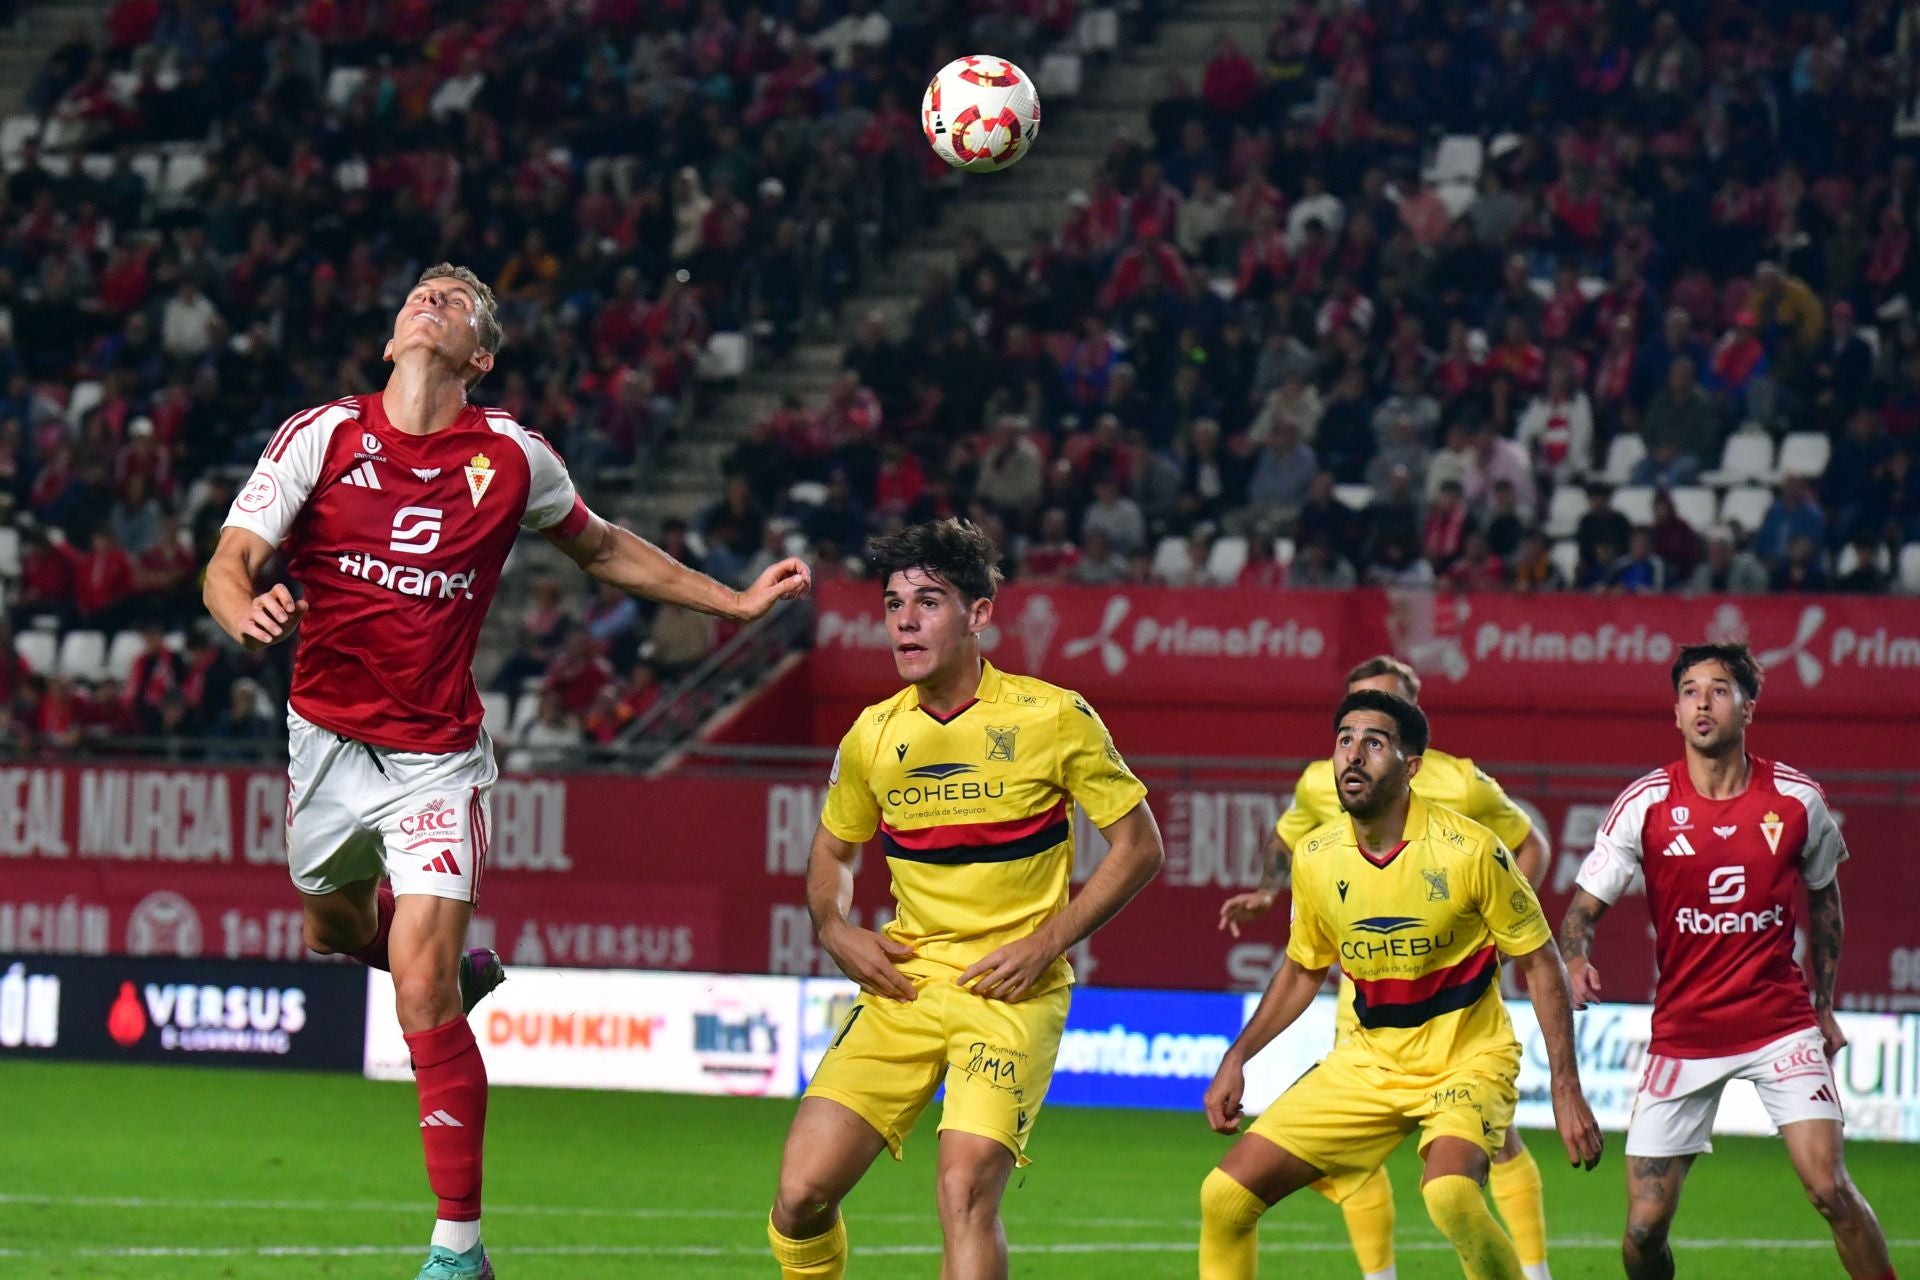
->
xmin=1558 ymin=642 xmax=1896 ymax=1280
xmin=203 ymin=265 xmax=811 ymax=1280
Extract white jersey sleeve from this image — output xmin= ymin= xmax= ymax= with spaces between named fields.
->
xmin=1775 ymin=766 xmax=1849 ymax=891
xmin=483 ymin=410 xmax=588 ymax=535
xmin=223 ymin=401 xmax=358 ymax=548
xmin=1576 ymin=770 xmax=1668 ymax=905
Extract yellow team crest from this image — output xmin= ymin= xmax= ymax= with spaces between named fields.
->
xmin=985 ymin=725 xmax=1018 ymax=763
xmin=464 ymin=453 xmax=494 ymax=507
xmin=1760 ymin=810 xmax=1785 ymax=855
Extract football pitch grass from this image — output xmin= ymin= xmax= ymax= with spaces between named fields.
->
xmin=2 ymin=1062 xmax=1914 ymax=1279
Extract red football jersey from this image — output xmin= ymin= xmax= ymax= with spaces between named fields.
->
xmin=224 ymin=394 xmax=590 ymax=753
xmin=1577 ymin=757 xmax=1846 ymax=1059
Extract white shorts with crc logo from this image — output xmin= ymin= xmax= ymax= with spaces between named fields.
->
xmin=285 ymin=706 xmax=497 ymax=904
xmin=1626 ymin=1028 xmax=1843 ymax=1157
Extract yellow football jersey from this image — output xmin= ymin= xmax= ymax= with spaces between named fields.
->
xmin=1275 ymin=748 xmax=1533 ymax=852
xmin=820 ymin=661 xmax=1148 ymax=994
xmin=1285 ymin=795 xmax=1551 ymax=1077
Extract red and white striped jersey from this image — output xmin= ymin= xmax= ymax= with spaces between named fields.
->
xmin=224 ymin=394 xmax=590 ymax=753
xmin=1577 ymin=756 xmax=1846 ymax=1059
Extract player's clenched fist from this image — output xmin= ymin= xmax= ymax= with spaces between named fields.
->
xmin=238 ymin=584 xmax=308 ymax=650
xmin=819 ymin=920 xmax=918 ymax=1002
xmin=1203 ymin=1057 xmax=1247 ymax=1135
xmin=734 ymin=557 xmax=813 ymax=620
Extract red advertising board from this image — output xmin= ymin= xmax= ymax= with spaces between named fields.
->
xmin=4 ymin=762 xmax=1914 ymax=1013
xmin=807 ymin=583 xmax=1920 ymax=768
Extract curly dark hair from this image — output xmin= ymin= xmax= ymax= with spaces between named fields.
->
xmin=1671 ymin=642 xmax=1764 ymax=701
xmin=865 ymin=519 xmax=1004 ymax=603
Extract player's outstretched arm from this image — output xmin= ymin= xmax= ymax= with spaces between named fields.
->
xmin=1218 ymin=829 xmax=1292 ymax=936
xmin=1807 ymin=881 xmax=1848 ymax=1057
xmin=1557 ymin=888 xmax=1611 ymax=1009
xmin=1204 ymin=956 xmax=1326 ymax=1134
xmin=204 ymin=527 xmax=308 ymax=651
xmin=1512 ymin=940 xmax=1605 ymax=1170
xmin=806 ymin=822 xmax=917 ymax=1003
xmin=548 ymin=512 xmax=811 ymax=621
xmin=959 ymin=801 xmax=1164 ymax=1002
xmin=1514 ymin=826 xmax=1550 ymax=887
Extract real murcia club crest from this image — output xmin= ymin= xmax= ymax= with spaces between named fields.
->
xmin=464 ymin=453 xmax=494 ymax=507
xmin=1760 ymin=810 xmax=1785 ymax=855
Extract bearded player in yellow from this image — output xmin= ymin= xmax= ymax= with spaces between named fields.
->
xmin=1198 ymin=691 xmax=1603 ymax=1280
xmin=1218 ymin=656 xmax=1557 ymax=1280
xmin=767 ymin=519 xmax=1165 ymax=1280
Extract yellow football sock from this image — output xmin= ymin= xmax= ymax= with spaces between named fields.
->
xmin=1489 ymin=1144 xmax=1549 ymax=1268
xmin=1421 ymin=1175 xmax=1523 ymax=1280
xmin=1339 ymin=1164 xmax=1397 ymax=1276
xmin=768 ymin=1214 xmax=847 ymax=1279
xmin=1199 ymin=1168 xmax=1267 ymax=1279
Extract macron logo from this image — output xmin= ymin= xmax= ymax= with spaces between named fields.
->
xmin=420 ymin=1109 xmax=464 ymax=1128
xmin=341 ymin=461 xmax=382 ymax=490
xmin=389 ymin=506 xmax=443 ymax=555
xmin=1661 ymin=834 xmax=1698 ymax=857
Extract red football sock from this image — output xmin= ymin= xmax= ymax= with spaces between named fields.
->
xmin=347 ymin=884 xmax=395 ymax=971
xmin=406 ymin=1016 xmax=487 ymax=1221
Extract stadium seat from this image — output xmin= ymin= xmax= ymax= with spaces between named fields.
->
xmin=1670 ymin=486 xmax=1716 ymax=532
xmin=782 ymin=531 xmax=809 ymax=558
xmin=1776 ymin=431 xmax=1831 ymax=479
xmin=129 ymin=150 xmax=163 ymax=191
xmin=1206 ymin=535 xmax=1249 ymax=583
xmin=1718 ymin=485 xmax=1774 ymax=534
xmin=697 ymin=332 xmax=750 ymax=382
xmin=1150 ymin=535 xmax=1189 ymax=581
xmin=1425 ymin=134 xmax=1484 ymax=187
xmin=105 ymin=631 xmax=145 ymax=681
xmin=1602 ymin=434 xmax=1647 ymax=485
xmin=0 ymin=526 xmax=18 ymax=578
xmin=1900 ymin=543 xmax=1920 ymax=593
xmin=1038 ymin=51 xmax=1084 ymax=99
xmin=56 ymin=630 xmax=108 ymax=682
xmin=1702 ymin=431 xmax=1776 ymax=487
xmin=1550 ymin=538 xmax=1581 ymax=583
xmin=785 ymin=480 xmax=828 ymax=508
xmin=0 ymin=114 xmax=38 ymax=163
xmin=1273 ymin=537 xmax=1295 ymax=565
xmin=15 ymin=629 xmax=55 ymax=674
xmin=1333 ymin=483 xmax=1374 ymax=511
xmin=1073 ymin=7 xmax=1119 ymax=52
xmin=1835 ymin=542 xmax=1889 ymax=577
xmin=510 ymin=692 xmax=542 ymax=737
xmin=1613 ymin=485 xmax=1656 ymax=528
xmin=480 ymin=691 xmax=512 ymax=742
xmin=326 ymin=66 xmax=369 ymax=111
xmin=1544 ymin=486 xmax=1588 ymax=538
xmin=160 ymin=152 xmax=207 ymax=206
xmin=66 ymin=380 xmax=104 ymax=425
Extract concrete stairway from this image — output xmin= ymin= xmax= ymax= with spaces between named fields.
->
xmin=617 ymin=0 xmax=1277 ymax=531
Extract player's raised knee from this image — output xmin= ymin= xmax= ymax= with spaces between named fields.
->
xmin=773 ymin=1172 xmax=842 ymax=1233
xmin=301 ymin=915 xmax=367 ymax=956
xmin=935 ymin=1156 xmax=1002 ymax=1223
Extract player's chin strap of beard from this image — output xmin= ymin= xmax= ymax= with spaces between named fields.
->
xmin=337 ymin=732 xmax=390 ymax=778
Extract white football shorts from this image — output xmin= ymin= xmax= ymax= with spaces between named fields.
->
xmin=1625 ymin=1027 xmax=1843 ymax=1157
xmin=285 ymin=706 xmax=497 ymax=904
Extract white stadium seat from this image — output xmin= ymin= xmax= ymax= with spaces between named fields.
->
xmin=1273 ymin=537 xmax=1295 ymax=566
xmin=1900 ymin=543 xmax=1920 ymax=593
xmin=1669 ymin=485 xmax=1716 ymax=532
xmin=1718 ymin=485 xmax=1774 ymax=535
xmin=480 ymin=691 xmax=512 ymax=741
xmin=1150 ymin=535 xmax=1189 ymax=582
xmin=56 ymin=630 xmax=107 ymax=682
xmin=0 ymin=526 xmax=19 ymax=577
xmin=510 ymin=692 xmax=542 ymax=737
xmin=785 ymin=480 xmax=828 ymax=508
xmin=1776 ymin=431 xmax=1831 ymax=479
xmin=1333 ymin=483 xmax=1374 ymax=511
xmin=1612 ymin=485 xmax=1656 ymax=529
xmin=105 ymin=631 xmax=146 ymax=681
xmin=66 ymin=380 xmax=104 ymax=425
xmin=1702 ymin=430 xmax=1776 ymax=487
xmin=1835 ymin=542 xmax=1889 ymax=578
xmin=1602 ymin=433 xmax=1647 ymax=485
xmin=1206 ymin=535 xmax=1249 ymax=584
xmin=1544 ymin=486 xmax=1588 ymax=538
xmin=15 ymin=630 xmax=55 ymax=674
xmin=1550 ymin=538 xmax=1581 ymax=583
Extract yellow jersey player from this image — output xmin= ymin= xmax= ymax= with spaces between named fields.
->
xmin=1198 ymin=691 xmax=1603 ymax=1280
xmin=767 ymin=519 xmax=1164 ymax=1280
xmin=1218 ymin=656 xmax=1557 ymax=1280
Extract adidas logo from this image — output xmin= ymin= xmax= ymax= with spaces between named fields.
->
xmin=341 ymin=460 xmax=382 ymax=489
xmin=423 ymin=850 xmax=463 ymax=875
xmin=421 ymin=1109 xmax=464 ymax=1128
xmin=1661 ymin=834 xmax=1699 ymax=857
xmin=1810 ymin=1085 xmax=1838 ymax=1105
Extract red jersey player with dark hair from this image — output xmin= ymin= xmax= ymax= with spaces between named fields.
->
xmin=1559 ymin=642 xmax=1896 ymax=1280
xmin=203 ymin=264 xmax=810 ymax=1280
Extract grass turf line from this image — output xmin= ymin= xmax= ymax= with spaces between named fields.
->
xmin=1 ymin=1061 xmax=1914 ymax=1279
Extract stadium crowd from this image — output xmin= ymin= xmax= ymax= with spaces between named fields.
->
xmin=0 ymin=0 xmax=1125 ymax=755
xmin=729 ymin=0 xmax=1920 ymax=598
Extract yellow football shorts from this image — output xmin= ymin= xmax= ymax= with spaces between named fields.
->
xmin=1252 ymin=1037 xmax=1519 ymax=1201
xmin=804 ymin=965 xmax=1070 ymax=1165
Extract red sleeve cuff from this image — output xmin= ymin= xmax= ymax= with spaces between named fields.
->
xmin=541 ymin=495 xmax=592 ymax=540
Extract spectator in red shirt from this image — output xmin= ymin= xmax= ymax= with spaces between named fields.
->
xmin=1487 ymin=314 xmax=1546 ymax=393
xmin=126 ymin=624 xmax=184 ymax=733
xmin=1422 ymin=478 xmax=1474 ymax=572
xmin=14 ymin=525 xmax=81 ymax=625
xmin=1021 ymin=508 xmax=1082 ymax=582
xmin=74 ymin=529 xmax=137 ymax=630
xmin=1201 ymin=32 xmax=1262 ymax=121
xmin=540 ymin=627 xmax=615 ymax=714
xmin=34 ymin=677 xmax=87 ymax=752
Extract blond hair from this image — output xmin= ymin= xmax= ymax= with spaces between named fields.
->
xmin=415 ymin=263 xmax=503 ymax=365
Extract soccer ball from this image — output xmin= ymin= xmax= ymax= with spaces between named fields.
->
xmin=921 ymin=55 xmax=1041 ymax=173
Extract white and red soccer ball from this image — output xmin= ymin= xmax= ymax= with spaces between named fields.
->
xmin=921 ymin=55 xmax=1041 ymax=173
